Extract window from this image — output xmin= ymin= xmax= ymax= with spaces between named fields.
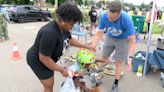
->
xmin=30 ymin=6 xmax=40 ymax=11
xmin=24 ymin=7 xmax=31 ymax=10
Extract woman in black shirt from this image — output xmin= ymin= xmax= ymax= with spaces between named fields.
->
xmin=27 ymin=3 xmax=91 ymax=92
xmin=89 ymin=6 xmax=98 ymax=36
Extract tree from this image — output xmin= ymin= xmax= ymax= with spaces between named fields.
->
xmin=0 ymin=0 xmax=30 ymax=4
xmin=139 ymin=1 xmax=146 ymax=11
xmin=48 ymin=0 xmax=64 ymax=5
xmin=19 ymin=0 xmax=30 ymax=4
xmin=75 ymin=0 xmax=82 ymax=5
xmin=33 ymin=0 xmax=42 ymax=5
xmin=131 ymin=4 xmax=136 ymax=11
xmin=85 ymin=0 xmax=94 ymax=6
xmin=0 ymin=0 xmax=4 ymax=4
xmin=45 ymin=0 xmax=82 ymax=6
xmin=4 ymin=0 xmax=11 ymax=4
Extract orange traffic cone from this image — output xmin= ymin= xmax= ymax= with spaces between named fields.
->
xmin=10 ymin=42 xmax=22 ymax=60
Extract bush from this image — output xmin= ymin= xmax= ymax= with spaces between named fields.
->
xmin=82 ymin=11 xmax=89 ymax=24
xmin=51 ymin=11 xmax=56 ymax=19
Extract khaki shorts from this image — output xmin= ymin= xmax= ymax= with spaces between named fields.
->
xmin=102 ymin=35 xmax=129 ymax=62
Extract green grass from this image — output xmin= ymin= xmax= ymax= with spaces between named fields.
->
xmin=143 ymin=23 xmax=162 ymax=34
xmin=128 ymin=11 xmax=164 ymax=34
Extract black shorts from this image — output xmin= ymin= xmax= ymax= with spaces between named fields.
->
xmin=26 ymin=50 xmax=54 ymax=80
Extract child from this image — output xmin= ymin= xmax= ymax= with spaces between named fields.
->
xmin=67 ymin=48 xmax=101 ymax=92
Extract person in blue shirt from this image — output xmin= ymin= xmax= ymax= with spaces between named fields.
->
xmin=90 ymin=1 xmax=135 ymax=92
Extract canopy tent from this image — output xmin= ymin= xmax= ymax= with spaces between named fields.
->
xmin=143 ymin=0 xmax=156 ymax=76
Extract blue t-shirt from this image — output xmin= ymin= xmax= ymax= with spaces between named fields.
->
xmin=98 ymin=11 xmax=135 ymax=39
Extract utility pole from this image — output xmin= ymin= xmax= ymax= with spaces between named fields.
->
xmin=122 ymin=0 xmax=124 ymax=9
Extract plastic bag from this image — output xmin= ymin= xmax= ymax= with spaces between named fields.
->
xmin=60 ymin=77 xmax=80 ymax=92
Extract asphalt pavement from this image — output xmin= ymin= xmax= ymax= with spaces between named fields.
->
xmin=0 ymin=21 xmax=164 ymax=92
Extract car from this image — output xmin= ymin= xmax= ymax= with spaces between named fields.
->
xmin=9 ymin=5 xmax=52 ymax=23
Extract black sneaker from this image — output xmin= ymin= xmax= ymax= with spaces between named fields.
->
xmin=110 ymin=83 xmax=118 ymax=92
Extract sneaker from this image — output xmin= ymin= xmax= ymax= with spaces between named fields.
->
xmin=110 ymin=84 xmax=118 ymax=92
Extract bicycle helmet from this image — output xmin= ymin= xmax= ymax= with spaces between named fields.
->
xmin=76 ymin=48 xmax=95 ymax=69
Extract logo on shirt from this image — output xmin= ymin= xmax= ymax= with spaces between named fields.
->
xmin=92 ymin=12 xmax=97 ymax=16
xmin=107 ymin=27 xmax=122 ymax=36
xmin=62 ymin=38 xmax=70 ymax=53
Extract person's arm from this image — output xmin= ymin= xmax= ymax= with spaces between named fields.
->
xmin=128 ymin=35 xmax=136 ymax=58
xmin=127 ymin=34 xmax=135 ymax=67
xmin=147 ymin=9 xmax=157 ymax=23
xmin=69 ymin=37 xmax=90 ymax=49
xmin=91 ymin=30 xmax=104 ymax=51
xmin=39 ymin=53 xmax=67 ymax=77
xmin=39 ymin=31 xmax=68 ymax=77
xmin=123 ymin=14 xmax=136 ymax=65
xmin=90 ymin=13 xmax=106 ymax=51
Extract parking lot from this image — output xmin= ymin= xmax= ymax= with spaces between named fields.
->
xmin=0 ymin=21 xmax=164 ymax=92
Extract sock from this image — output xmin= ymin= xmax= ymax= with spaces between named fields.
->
xmin=114 ymin=79 xmax=119 ymax=85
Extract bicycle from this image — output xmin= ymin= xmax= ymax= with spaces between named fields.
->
xmin=61 ymin=55 xmax=117 ymax=75
xmin=60 ymin=56 xmax=101 ymax=92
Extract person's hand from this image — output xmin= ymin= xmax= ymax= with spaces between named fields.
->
xmin=85 ymin=44 xmax=96 ymax=52
xmin=88 ymin=41 xmax=97 ymax=52
xmin=125 ymin=59 xmax=132 ymax=72
xmin=60 ymin=68 xmax=69 ymax=77
xmin=128 ymin=59 xmax=132 ymax=69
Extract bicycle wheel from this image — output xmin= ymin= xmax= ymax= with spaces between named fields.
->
xmin=104 ymin=68 xmax=115 ymax=76
xmin=104 ymin=64 xmax=115 ymax=76
xmin=103 ymin=63 xmax=124 ymax=76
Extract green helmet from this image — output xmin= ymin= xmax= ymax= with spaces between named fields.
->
xmin=76 ymin=48 xmax=95 ymax=69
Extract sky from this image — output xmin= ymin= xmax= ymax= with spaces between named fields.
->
xmin=123 ymin=0 xmax=164 ymax=8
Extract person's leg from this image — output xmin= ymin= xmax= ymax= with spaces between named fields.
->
xmin=27 ymin=50 xmax=54 ymax=92
xmin=101 ymin=36 xmax=115 ymax=67
xmin=109 ymin=38 xmax=129 ymax=92
xmin=27 ymin=55 xmax=54 ymax=92
xmin=144 ymin=23 xmax=150 ymax=39
xmin=159 ymin=15 xmax=162 ymax=20
xmin=2 ymin=23 xmax=9 ymax=39
xmin=40 ymin=75 xmax=54 ymax=92
xmin=114 ymin=38 xmax=129 ymax=79
xmin=91 ymin=23 xmax=96 ymax=35
xmin=115 ymin=61 xmax=123 ymax=82
xmin=90 ymin=22 xmax=94 ymax=36
xmin=157 ymin=15 xmax=159 ymax=20
xmin=147 ymin=23 xmax=150 ymax=32
xmin=108 ymin=61 xmax=122 ymax=92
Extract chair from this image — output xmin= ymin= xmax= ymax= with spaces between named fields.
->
xmin=71 ymin=23 xmax=87 ymax=44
